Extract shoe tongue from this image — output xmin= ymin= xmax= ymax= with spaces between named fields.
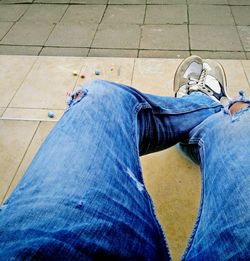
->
xmin=205 ymin=75 xmax=221 ymax=94
xmin=183 ymin=62 xmax=202 ymax=79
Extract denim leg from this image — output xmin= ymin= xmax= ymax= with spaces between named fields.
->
xmin=182 ymin=100 xmax=250 ymax=260
xmin=0 ymin=80 xmax=222 ymax=260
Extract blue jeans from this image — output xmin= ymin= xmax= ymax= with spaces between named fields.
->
xmin=0 ymin=80 xmax=249 ymax=260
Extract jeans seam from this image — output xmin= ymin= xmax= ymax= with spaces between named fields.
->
xmin=181 ymin=139 xmax=205 ymax=260
xmin=133 ymin=103 xmax=172 ymax=261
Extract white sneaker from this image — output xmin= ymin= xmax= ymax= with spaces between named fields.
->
xmin=173 ymin=55 xmax=203 ymax=98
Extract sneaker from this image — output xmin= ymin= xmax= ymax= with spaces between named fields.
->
xmin=189 ymin=59 xmax=230 ymax=103
xmin=173 ymin=55 xmax=203 ymax=98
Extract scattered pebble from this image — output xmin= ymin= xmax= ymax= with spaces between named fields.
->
xmin=80 ymin=74 xmax=85 ymax=79
xmin=73 ymin=71 xmax=78 ymax=76
xmin=48 ymin=111 xmax=55 ymax=118
xmin=95 ymin=69 xmax=100 ymax=75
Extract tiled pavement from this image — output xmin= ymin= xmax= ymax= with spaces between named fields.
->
xmin=1 ymin=55 xmax=250 ymax=260
xmin=0 ymin=0 xmax=250 ymax=59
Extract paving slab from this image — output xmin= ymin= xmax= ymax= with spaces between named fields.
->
xmin=89 ymin=48 xmax=138 ymax=57
xmin=71 ymin=0 xmax=108 ymax=3
xmin=139 ymin=50 xmax=190 ymax=58
xmin=132 ymin=58 xmax=180 ymax=96
xmin=228 ymin=0 xmax=250 ymax=5
xmin=0 ymin=120 xmax=39 ymax=204
xmin=231 ymin=6 xmax=250 ymax=25
xmin=2 ymin=121 xmax=55 ymax=203
xmin=247 ymin=53 xmax=250 ymax=59
xmin=102 ymin=5 xmax=145 ymax=24
xmin=189 ymin=5 xmax=234 ymax=25
xmin=92 ymin=23 xmax=141 ymax=49
xmin=147 ymin=0 xmax=186 ymax=4
xmin=0 ymin=55 xmax=37 ymax=107
xmin=20 ymin=4 xmax=67 ymax=23
xmin=75 ymin=57 xmax=135 ymax=87
xmin=237 ymin=26 xmax=250 ymax=52
xmin=109 ymin=0 xmax=146 ymax=4
xmin=0 ymin=22 xmax=13 ymax=40
xmin=218 ymin=60 xmax=250 ymax=97
xmin=191 ymin=51 xmax=246 ymax=60
xmin=140 ymin=25 xmax=189 ymax=50
xmin=1 ymin=22 xmax=55 ymax=46
xmin=0 ymin=0 xmax=33 ymax=3
xmin=35 ymin=0 xmax=70 ymax=3
xmin=145 ymin=5 xmax=187 ymax=25
xmin=0 ymin=107 xmax=5 ymax=117
xmin=61 ymin=5 xmax=106 ymax=24
xmin=40 ymin=47 xmax=89 ymax=56
xmin=242 ymin=60 xmax=250 ymax=86
xmin=0 ymin=45 xmax=41 ymax=55
xmin=190 ymin=25 xmax=243 ymax=51
xmin=141 ymin=148 xmax=201 ymax=261
xmin=2 ymin=108 xmax=64 ymax=121
xmin=187 ymin=0 xmax=227 ymax=3
xmin=45 ymin=22 xmax=98 ymax=48
xmin=0 ymin=4 xmax=29 ymax=22
xmin=9 ymin=56 xmax=85 ymax=109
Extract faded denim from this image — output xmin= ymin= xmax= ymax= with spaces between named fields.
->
xmin=0 ymin=80 xmax=249 ymax=260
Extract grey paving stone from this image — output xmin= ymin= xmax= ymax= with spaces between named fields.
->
xmin=0 ymin=45 xmax=41 ymax=55
xmin=102 ymin=5 xmax=145 ymax=24
xmin=92 ymin=24 xmax=141 ymax=49
xmin=147 ymin=0 xmax=186 ymax=3
xmin=237 ymin=26 xmax=250 ymax=52
xmin=45 ymin=22 xmax=98 ymax=47
xmin=190 ymin=25 xmax=243 ymax=51
xmin=35 ymin=0 xmax=70 ymax=3
xmin=71 ymin=0 xmax=108 ymax=3
xmin=145 ymin=5 xmax=187 ymax=25
xmin=228 ymin=0 xmax=250 ymax=5
xmin=246 ymin=52 xmax=250 ymax=59
xmin=0 ymin=4 xmax=29 ymax=22
xmin=61 ymin=5 xmax=105 ymax=24
xmin=40 ymin=47 xmax=89 ymax=56
xmin=0 ymin=0 xmax=33 ymax=3
xmin=191 ymin=50 xmax=246 ymax=59
xmin=89 ymin=48 xmax=138 ymax=57
xmin=20 ymin=4 xmax=67 ymax=23
xmin=1 ymin=22 xmax=54 ymax=45
xmin=109 ymin=0 xmax=146 ymax=4
xmin=140 ymin=25 xmax=189 ymax=50
xmin=189 ymin=5 xmax=234 ymax=25
xmin=187 ymin=0 xmax=227 ymax=4
xmin=231 ymin=6 xmax=250 ymax=25
xmin=0 ymin=22 xmax=13 ymax=40
xmin=139 ymin=50 xmax=190 ymax=58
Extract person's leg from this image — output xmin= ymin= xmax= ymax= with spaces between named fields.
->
xmin=0 ymin=77 xmax=222 ymax=260
xmin=176 ymin=59 xmax=250 ymax=260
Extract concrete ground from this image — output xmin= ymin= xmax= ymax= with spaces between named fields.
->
xmin=1 ymin=55 xmax=250 ymax=260
xmin=0 ymin=0 xmax=250 ymax=59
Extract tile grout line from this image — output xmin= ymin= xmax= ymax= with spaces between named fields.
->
xmin=38 ymin=3 xmax=71 ymax=56
xmin=130 ymin=58 xmax=137 ymax=86
xmin=137 ymin=3 xmax=147 ymax=58
xmin=1 ymin=120 xmax=41 ymax=204
xmin=87 ymin=3 xmax=108 ymax=57
xmin=228 ymin=4 xmax=247 ymax=59
xmin=186 ymin=0 xmax=191 ymax=56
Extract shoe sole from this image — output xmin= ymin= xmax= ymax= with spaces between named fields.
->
xmin=173 ymin=55 xmax=202 ymax=95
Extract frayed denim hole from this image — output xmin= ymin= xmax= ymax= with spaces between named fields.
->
xmin=66 ymin=88 xmax=88 ymax=112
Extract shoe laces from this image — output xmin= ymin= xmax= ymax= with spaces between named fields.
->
xmin=189 ymin=69 xmax=209 ymax=93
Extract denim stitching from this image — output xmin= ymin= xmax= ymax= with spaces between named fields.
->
xmin=181 ymin=140 xmax=205 ymax=260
